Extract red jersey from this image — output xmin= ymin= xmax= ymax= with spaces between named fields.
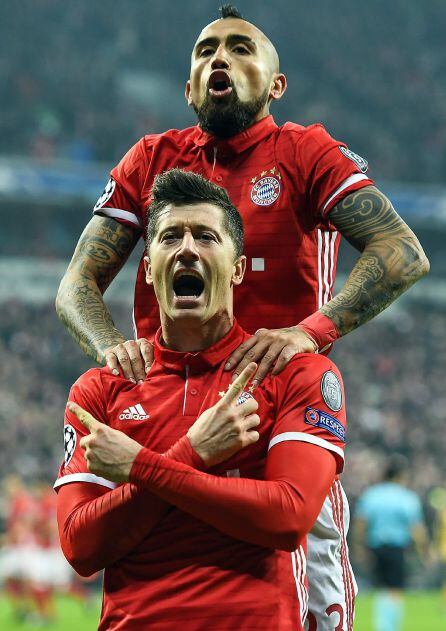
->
xmin=55 ymin=322 xmax=346 ymax=630
xmin=93 ymin=116 xmax=373 ymax=337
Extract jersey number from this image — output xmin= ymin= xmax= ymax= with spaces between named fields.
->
xmin=306 ymin=604 xmax=344 ymax=631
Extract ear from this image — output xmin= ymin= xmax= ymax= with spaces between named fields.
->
xmin=143 ymin=255 xmax=153 ymax=286
xmin=269 ymin=73 xmax=287 ymax=102
xmin=185 ymin=80 xmax=193 ymax=106
xmin=231 ymin=255 xmax=246 ymax=286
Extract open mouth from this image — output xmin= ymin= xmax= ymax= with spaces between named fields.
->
xmin=208 ymin=70 xmax=233 ymax=98
xmin=173 ymin=273 xmax=205 ymax=299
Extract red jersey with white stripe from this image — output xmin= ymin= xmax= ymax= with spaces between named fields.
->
xmin=93 ymin=116 xmax=373 ymax=337
xmin=55 ymin=321 xmax=346 ymax=630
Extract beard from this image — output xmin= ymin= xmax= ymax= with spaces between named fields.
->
xmin=193 ymin=86 xmax=269 ymax=138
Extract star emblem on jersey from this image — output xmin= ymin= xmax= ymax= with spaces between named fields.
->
xmin=321 ymin=371 xmax=343 ymax=412
xmin=339 ymin=146 xmax=368 ymax=173
xmin=250 ymin=168 xmax=281 ymax=206
xmin=64 ymin=424 xmax=77 ymax=466
xmin=119 ymin=404 xmax=150 ymax=421
xmin=218 ymin=388 xmax=254 ymax=404
xmin=94 ymin=177 xmax=116 ymax=210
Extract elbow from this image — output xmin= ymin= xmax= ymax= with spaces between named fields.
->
xmin=55 ymin=275 xmax=69 ymax=319
xmin=416 ymin=250 xmax=430 ymax=279
xmin=61 ymin=541 xmax=101 ymax=578
xmin=278 ymin=526 xmax=308 ymax=552
xmin=406 ymin=237 xmax=430 ymax=282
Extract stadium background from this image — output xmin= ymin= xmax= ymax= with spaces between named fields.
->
xmin=0 ymin=1 xmax=445 ymax=628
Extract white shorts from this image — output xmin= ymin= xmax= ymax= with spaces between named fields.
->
xmin=305 ymin=479 xmax=357 ymax=631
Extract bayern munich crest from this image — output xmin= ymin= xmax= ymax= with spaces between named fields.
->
xmin=250 ymin=168 xmax=281 ymax=206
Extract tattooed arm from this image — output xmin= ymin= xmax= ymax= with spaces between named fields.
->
xmin=321 ymin=185 xmax=430 ymax=334
xmin=55 ymin=217 xmax=145 ymax=372
xmin=226 ymin=185 xmax=429 ymax=385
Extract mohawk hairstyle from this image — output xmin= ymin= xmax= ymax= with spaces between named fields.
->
xmin=147 ymin=168 xmax=244 ymax=257
xmin=219 ymin=4 xmax=244 ymax=20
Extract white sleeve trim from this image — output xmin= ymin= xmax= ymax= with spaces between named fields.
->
xmin=53 ymin=473 xmax=117 ymax=490
xmin=322 ymin=173 xmax=369 ymax=213
xmin=93 ymin=206 xmax=142 ymax=228
xmin=268 ymin=431 xmax=344 ymax=460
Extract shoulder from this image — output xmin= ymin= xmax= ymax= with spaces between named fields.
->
xmin=262 ymin=352 xmax=344 ymax=410
xmin=279 ymin=122 xmax=338 ymax=148
xmin=71 ymin=367 xmax=104 ymax=394
xmin=71 ymin=367 xmax=122 ymax=399
xmin=278 ymin=352 xmax=343 ymax=387
xmin=144 ymin=125 xmax=198 ymax=150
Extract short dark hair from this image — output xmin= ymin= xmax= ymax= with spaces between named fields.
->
xmin=219 ymin=5 xmax=244 ymax=20
xmin=147 ymin=169 xmax=244 ymax=257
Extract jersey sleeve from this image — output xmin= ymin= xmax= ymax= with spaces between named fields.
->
xmin=296 ymin=124 xmax=374 ymax=218
xmin=92 ymin=137 xmax=149 ymax=231
xmin=54 ymin=369 xmax=116 ymax=492
xmin=268 ymin=354 xmax=347 ymax=473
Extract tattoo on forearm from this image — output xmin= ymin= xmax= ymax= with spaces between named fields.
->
xmin=321 ymin=186 xmax=429 ymax=336
xmin=56 ymin=217 xmax=140 ymax=363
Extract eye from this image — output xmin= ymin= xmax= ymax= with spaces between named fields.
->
xmin=233 ymin=45 xmax=249 ymax=55
xmin=161 ymin=233 xmax=178 ymax=243
xmin=200 ymin=232 xmax=216 ymax=242
xmin=199 ymin=47 xmax=214 ymax=57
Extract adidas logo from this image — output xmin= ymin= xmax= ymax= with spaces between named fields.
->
xmin=119 ymin=404 xmax=150 ymax=421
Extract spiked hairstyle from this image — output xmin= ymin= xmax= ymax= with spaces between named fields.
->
xmin=147 ymin=169 xmax=244 ymax=257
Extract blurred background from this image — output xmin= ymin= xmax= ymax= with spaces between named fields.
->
xmin=0 ymin=1 xmax=445 ymax=629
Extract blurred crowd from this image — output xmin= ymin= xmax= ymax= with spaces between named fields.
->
xmin=1 ymin=0 xmax=445 ymax=183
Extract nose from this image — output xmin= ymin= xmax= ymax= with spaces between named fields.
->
xmin=211 ymin=44 xmax=230 ymax=70
xmin=175 ymin=232 xmax=199 ymax=263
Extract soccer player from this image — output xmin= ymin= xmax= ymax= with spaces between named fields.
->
xmin=56 ymin=169 xmax=348 ymax=630
xmin=55 ymin=5 xmax=429 ymax=628
xmin=354 ymin=456 xmax=429 ymax=631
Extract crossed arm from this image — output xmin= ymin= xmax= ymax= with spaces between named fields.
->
xmin=56 ymin=367 xmax=335 ymax=576
xmin=57 ymin=438 xmax=335 ymax=577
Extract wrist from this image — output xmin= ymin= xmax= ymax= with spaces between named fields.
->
xmin=165 ymin=435 xmax=206 ymax=470
xmin=298 ymin=312 xmax=340 ymax=352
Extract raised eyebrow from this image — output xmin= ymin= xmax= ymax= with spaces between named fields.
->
xmin=194 ymin=36 xmax=220 ymax=53
xmin=226 ymin=34 xmax=256 ymax=49
xmin=194 ymin=34 xmax=256 ymax=54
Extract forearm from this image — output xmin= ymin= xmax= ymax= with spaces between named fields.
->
xmin=320 ymin=234 xmax=428 ymax=335
xmin=55 ymin=216 xmax=140 ymax=363
xmin=130 ymin=443 xmax=335 ymax=552
xmin=58 ymin=437 xmax=204 ymax=576
xmin=322 ymin=186 xmax=429 ymax=336
xmin=56 ymin=271 xmax=125 ymax=364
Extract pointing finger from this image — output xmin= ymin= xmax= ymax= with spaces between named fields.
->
xmin=67 ymin=402 xmax=102 ymax=433
xmin=222 ymin=362 xmax=257 ymax=404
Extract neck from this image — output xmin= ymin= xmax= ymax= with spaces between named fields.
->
xmin=160 ymin=311 xmax=234 ymax=352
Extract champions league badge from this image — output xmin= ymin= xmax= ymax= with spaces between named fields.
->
xmin=64 ymin=424 xmax=77 ymax=466
xmin=94 ymin=177 xmax=116 ymax=210
xmin=339 ymin=146 xmax=369 ymax=173
xmin=321 ymin=370 xmax=343 ymax=412
xmin=250 ymin=169 xmax=281 ymax=206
